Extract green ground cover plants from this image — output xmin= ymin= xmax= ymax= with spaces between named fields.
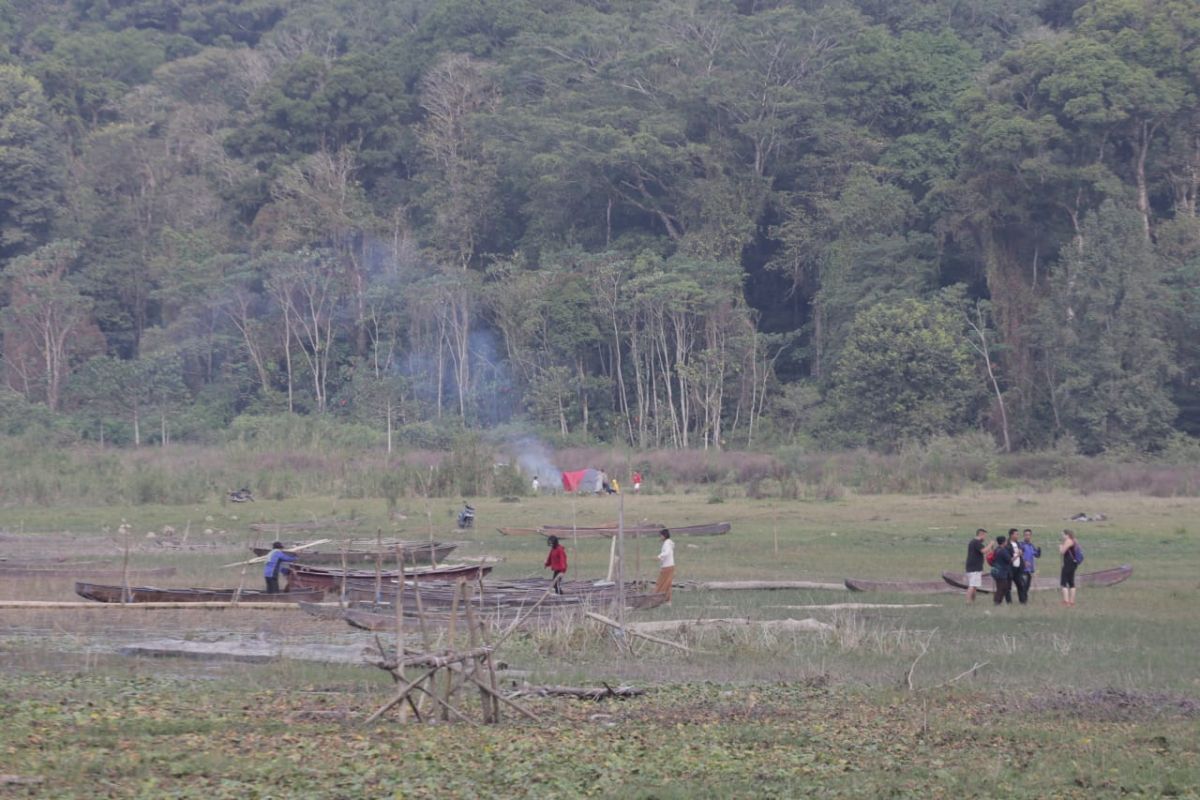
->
xmin=1 ymin=490 xmax=1198 ymax=798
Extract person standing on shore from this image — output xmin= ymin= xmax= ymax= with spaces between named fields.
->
xmin=964 ymin=528 xmax=988 ymax=602
xmin=545 ymin=535 xmax=568 ymax=594
xmin=654 ymin=529 xmax=675 ymax=604
xmin=263 ymin=541 xmax=297 ymax=594
xmin=990 ymin=534 xmax=1014 ymax=606
xmin=1059 ymin=529 xmax=1080 ymax=606
xmin=1008 ymin=529 xmax=1026 ymax=604
xmin=1019 ymin=529 xmax=1041 ymax=601
xmin=632 ymin=471 xmax=642 ymax=494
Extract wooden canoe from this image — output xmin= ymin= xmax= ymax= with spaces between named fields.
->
xmin=0 ymin=565 xmax=178 ymax=579
xmin=249 ymin=541 xmax=457 ymax=566
xmin=287 ymin=563 xmax=493 ymax=591
xmin=844 ymin=578 xmax=959 ymax=594
xmin=74 ymin=581 xmax=325 ymax=603
xmin=502 ymin=522 xmax=731 ymax=539
xmin=940 ymin=564 xmax=1133 ymax=593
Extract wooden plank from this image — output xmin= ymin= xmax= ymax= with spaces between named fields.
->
xmin=119 ymin=638 xmax=373 ymax=664
xmin=765 ymin=603 xmax=941 ymax=611
xmin=627 ymin=617 xmax=835 ymax=635
xmin=0 ymin=601 xmax=317 ymax=610
xmin=687 ymin=580 xmax=847 ymax=592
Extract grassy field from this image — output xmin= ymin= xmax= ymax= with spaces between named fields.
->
xmin=1 ymin=490 xmax=1198 ymax=798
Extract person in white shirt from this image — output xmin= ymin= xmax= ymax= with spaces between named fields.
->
xmin=654 ymin=529 xmax=675 ymax=603
xmin=532 ymin=475 xmax=539 ymax=493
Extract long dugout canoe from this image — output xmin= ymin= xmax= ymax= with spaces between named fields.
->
xmin=940 ymin=564 xmax=1133 ymax=593
xmin=0 ymin=565 xmax=177 ymax=579
xmin=498 ymin=522 xmax=731 ymax=539
xmin=75 ymin=581 xmax=325 ymax=603
xmin=844 ymin=577 xmax=960 ymax=594
xmin=287 ymin=563 xmax=493 ymax=591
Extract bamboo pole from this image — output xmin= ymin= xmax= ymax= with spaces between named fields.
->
xmin=120 ymin=529 xmax=131 ymax=605
xmin=340 ymin=543 xmax=349 ymax=608
xmin=443 ymin=578 xmax=462 ymax=721
xmin=374 ymin=528 xmax=383 ymax=606
xmin=394 ymin=544 xmax=407 ymax=723
xmin=222 ymin=539 xmax=331 ymax=567
xmin=463 ymin=581 xmax=493 ymax=723
xmin=773 ymin=508 xmax=779 ymax=557
xmin=617 ymin=490 xmax=626 ymax=629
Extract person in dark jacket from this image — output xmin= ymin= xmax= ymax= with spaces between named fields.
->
xmin=990 ymin=535 xmax=1014 ymax=606
xmin=545 ymin=535 xmax=568 ymax=594
xmin=263 ymin=541 xmax=297 ymax=593
xmin=1007 ymin=529 xmax=1026 ymax=604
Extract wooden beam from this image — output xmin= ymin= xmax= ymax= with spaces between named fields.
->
xmin=687 ymin=580 xmax=847 ymax=592
xmin=0 ymin=601 xmax=320 ymax=610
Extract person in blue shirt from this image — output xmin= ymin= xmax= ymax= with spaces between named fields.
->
xmin=1018 ymin=528 xmax=1042 ymax=604
xmin=263 ymin=541 xmax=297 ymax=593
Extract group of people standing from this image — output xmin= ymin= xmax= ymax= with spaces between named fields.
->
xmin=964 ymin=527 xmax=1083 ymax=606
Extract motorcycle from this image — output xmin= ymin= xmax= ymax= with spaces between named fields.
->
xmin=457 ymin=504 xmax=476 ymax=530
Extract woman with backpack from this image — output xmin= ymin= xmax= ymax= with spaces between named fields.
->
xmin=1059 ymin=529 xmax=1080 ymax=606
xmin=990 ymin=534 xmax=1014 ymax=606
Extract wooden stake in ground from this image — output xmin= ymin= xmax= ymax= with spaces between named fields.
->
xmin=120 ymin=528 xmax=132 ymax=605
xmin=374 ymin=528 xmax=383 ymax=606
xmin=233 ymin=534 xmax=250 ymax=606
xmin=773 ymin=508 xmax=779 ymax=557
xmin=340 ymin=543 xmax=349 ymax=608
xmin=616 ymin=490 xmax=626 ymax=629
xmin=463 ymin=581 xmax=494 ymax=723
xmin=394 ymin=544 xmax=406 ymax=721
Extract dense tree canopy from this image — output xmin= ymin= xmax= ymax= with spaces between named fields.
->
xmin=1 ymin=0 xmax=1198 ymax=454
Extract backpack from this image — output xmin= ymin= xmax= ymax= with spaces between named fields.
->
xmin=1072 ymin=543 xmax=1084 ymax=564
xmin=986 ymin=550 xmax=996 ymax=565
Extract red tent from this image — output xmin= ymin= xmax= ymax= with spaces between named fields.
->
xmin=561 ymin=469 xmax=588 ymax=492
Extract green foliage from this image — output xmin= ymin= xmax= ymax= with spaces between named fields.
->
xmin=831 ymin=293 xmax=978 ymax=449
xmin=1042 ymin=202 xmax=1177 ymax=454
xmin=0 ymin=65 xmax=62 ymax=259
xmin=0 ymin=0 xmax=1197 ymax=452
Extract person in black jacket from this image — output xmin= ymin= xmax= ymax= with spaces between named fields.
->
xmin=990 ymin=534 xmax=1014 ymax=606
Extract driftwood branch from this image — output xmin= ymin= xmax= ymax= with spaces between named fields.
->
xmin=584 ymin=611 xmax=693 ymax=653
xmin=917 ymin=661 xmax=992 ymax=693
xmin=905 ymin=628 xmax=940 ymax=692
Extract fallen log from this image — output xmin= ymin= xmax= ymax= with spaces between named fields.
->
xmin=685 ymin=580 xmax=847 ymax=592
xmin=765 ymin=603 xmax=940 ymax=611
xmin=627 ymin=617 xmax=834 ymax=635
xmin=507 ymin=683 xmax=645 ymax=701
xmin=120 ymin=638 xmax=373 ymax=664
xmin=0 ymin=601 xmax=319 ymax=610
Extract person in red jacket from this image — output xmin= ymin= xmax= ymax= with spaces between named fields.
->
xmin=545 ymin=535 xmax=568 ymax=594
